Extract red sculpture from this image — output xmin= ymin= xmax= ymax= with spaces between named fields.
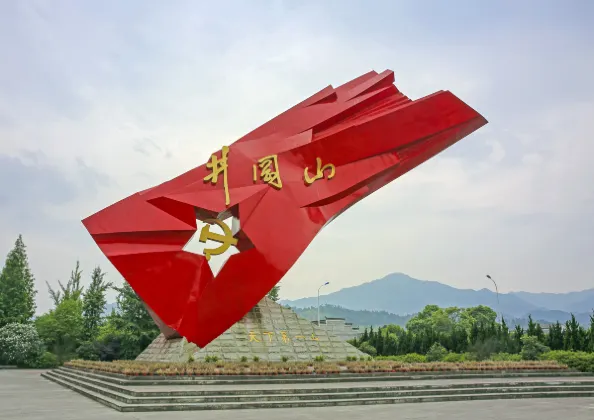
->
xmin=83 ymin=70 xmax=487 ymax=347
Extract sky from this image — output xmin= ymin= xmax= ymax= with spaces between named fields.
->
xmin=0 ymin=0 xmax=593 ymax=314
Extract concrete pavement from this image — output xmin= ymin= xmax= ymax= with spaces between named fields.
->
xmin=1 ymin=369 xmax=594 ymax=420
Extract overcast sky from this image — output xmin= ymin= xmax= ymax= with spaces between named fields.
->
xmin=1 ymin=1 xmax=593 ymax=314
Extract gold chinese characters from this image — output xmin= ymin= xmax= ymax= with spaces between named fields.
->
xmin=304 ymin=157 xmax=335 ymax=185
xmin=248 ymin=331 xmax=320 ymax=343
xmin=203 ymin=146 xmax=230 ymax=206
xmin=253 ymin=155 xmax=282 ymax=189
xmin=203 ymin=147 xmax=338 ymax=204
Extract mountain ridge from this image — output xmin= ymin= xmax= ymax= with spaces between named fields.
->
xmin=280 ymin=273 xmax=594 ymax=319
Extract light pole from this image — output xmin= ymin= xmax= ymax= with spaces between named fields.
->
xmin=317 ymin=282 xmax=330 ymax=328
xmin=486 ymin=274 xmax=500 ymax=320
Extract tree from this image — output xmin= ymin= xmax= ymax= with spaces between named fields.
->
xmin=527 ymin=315 xmax=537 ymax=336
xmin=361 ymin=327 xmax=369 ymax=343
xmin=520 ymin=335 xmax=550 ymax=360
xmin=358 ymin=342 xmax=377 ymax=356
xmin=513 ymin=324 xmax=524 ymax=350
xmin=96 ymin=283 xmax=159 ymax=360
xmin=35 ymin=298 xmax=84 ymax=363
xmin=547 ymin=321 xmax=564 ymax=350
xmin=267 ymin=284 xmax=280 ymax=302
xmin=534 ymin=323 xmax=546 ymax=343
xmin=589 ymin=312 xmax=594 ymax=352
xmin=46 ymin=260 xmax=84 ymax=307
xmin=462 ymin=305 xmax=497 ymax=326
xmin=426 ymin=342 xmax=448 ymax=362
xmin=564 ymin=314 xmax=582 ymax=351
xmin=82 ymin=267 xmax=112 ymax=342
xmin=0 ymin=235 xmax=37 ymax=327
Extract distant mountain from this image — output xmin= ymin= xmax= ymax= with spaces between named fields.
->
xmin=280 ymin=273 xmax=594 ymax=320
xmin=512 ymin=309 xmax=593 ymax=327
xmin=509 ymin=290 xmax=594 ymax=313
xmin=290 ymin=304 xmax=411 ymax=327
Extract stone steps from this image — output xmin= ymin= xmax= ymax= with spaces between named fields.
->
xmin=51 ymin=367 xmax=594 ymax=397
xmin=42 ymin=368 xmax=594 ymax=412
xmin=59 ymin=365 xmax=590 ymax=386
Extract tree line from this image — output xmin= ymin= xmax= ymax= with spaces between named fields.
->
xmin=0 ymin=235 xmax=283 ymax=367
xmin=350 ymin=304 xmax=594 ymax=359
xmin=0 ymin=235 xmax=160 ymax=366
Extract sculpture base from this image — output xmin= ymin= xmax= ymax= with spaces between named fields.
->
xmin=136 ymin=297 xmax=365 ymax=362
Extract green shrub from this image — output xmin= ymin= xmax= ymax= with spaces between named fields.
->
xmin=76 ymin=341 xmax=100 ymax=361
xmin=541 ymin=351 xmax=594 ymax=372
xmin=34 ymin=351 xmax=59 ymax=368
xmin=240 ymin=356 xmax=248 ymax=363
xmin=468 ymin=337 xmax=499 ymax=360
xmin=281 ymin=356 xmax=289 ymax=362
xmin=426 ymin=343 xmax=448 ymax=362
xmin=520 ymin=336 xmax=550 ymax=361
xmin=204 ymin=355 xmax=219 ymax=363
xmin=377 ymin=353 xmax=427 ymax=363
xmin=401 ymin=353 xmax=427 ymax=363
xmin=442 ymin=352 xmax=464 ymax=363
xmin=314 ymin=355 xmax=325 ymax=362
xmin=252 ymin=356 xmax=260 ymax=362
xmin=490 ymin=352 xmax=522 ymax=362
xmin=358 ymin=342 xmax=377 ymax=356
xmin=0 ymin=323 xmax=44 ymax=367
xmin=462 ymin=352 xmax=478 ymax=361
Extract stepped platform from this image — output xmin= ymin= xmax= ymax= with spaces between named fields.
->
xmin=137 ymin=297 xmax=365 ymax=363
xmin=42 ymin=366 xmax=594 ymax=412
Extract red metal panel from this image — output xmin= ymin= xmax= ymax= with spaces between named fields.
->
xmin=82 ymin=70 xmax=487 ymax=348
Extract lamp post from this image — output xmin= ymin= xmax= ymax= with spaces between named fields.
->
xmin=317 ymin=282 xmax=330 ymax=328
xmin=486 ymin=274 xmax=500 ymax=320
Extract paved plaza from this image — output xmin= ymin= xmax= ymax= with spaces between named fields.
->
xmin=2 ymin=369 xmax=594 ymax=420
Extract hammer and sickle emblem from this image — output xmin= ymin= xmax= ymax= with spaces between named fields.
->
xmin=198 ymin=218 xmax=238 ymax=261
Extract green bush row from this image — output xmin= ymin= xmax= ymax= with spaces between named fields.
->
xmin=376 ymin=351 xmax=523 ymax=363
xmin=540 ymin=350 xmax=594 ymax=372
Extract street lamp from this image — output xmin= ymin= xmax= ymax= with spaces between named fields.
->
xmin=317 ymin=282 xmax=330 ymax=328
xmin=486 ymin=274 xmax=500 ymax=320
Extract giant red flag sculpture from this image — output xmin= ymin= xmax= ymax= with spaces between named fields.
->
xmin=83 ymin=70 xmax=487 ymax=347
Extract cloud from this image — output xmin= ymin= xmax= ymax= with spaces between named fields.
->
xmin=0 ymin=1 xmax=592 ymax=314
xmin=0 ymin=153 xmax=78 ymax=222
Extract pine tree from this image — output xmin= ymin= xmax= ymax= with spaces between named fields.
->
xmin=564 ymin=314 xmax=582 ymax=351
xmin=0 ymin=235 xmax=37 ymax=327
xmin=513 ymin=324 xmax=524 ymax=351
xmin=82 ymin=267 xmax=112 ymax=342
xmin=527 ymin=315 xmax=537 ymax=336
xmin=535 ymin=323 xmax=545 ymax=343
xmin=267 ymin=285 xmax=280 ymax=302
xmin=588 ymin=311 xmax=594 ymax=352
xmin=376 ymin=327 xmax=384 ymax=355
xmin=547 ymin=321 xmax=564 ymax=350
xmin=362 ymin=327 xmax=369 ymax=342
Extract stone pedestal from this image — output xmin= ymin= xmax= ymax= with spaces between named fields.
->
xmin=136 ymin=297 xmax=365 ymax=362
